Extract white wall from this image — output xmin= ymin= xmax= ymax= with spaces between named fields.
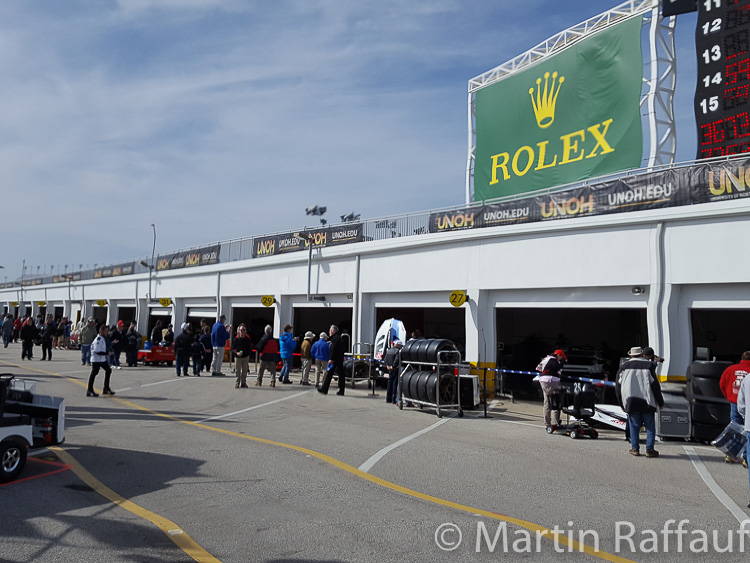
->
xmin=4 ymin=198 xmax=750 ymax=374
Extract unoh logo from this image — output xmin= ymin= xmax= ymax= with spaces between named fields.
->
xmin=540 ymin=195 xmax=595 ymax=218
xmin=435 ymin=211 xmax=477 ymax=231
xmin=255 ymin=239 xmax=275 ymax=256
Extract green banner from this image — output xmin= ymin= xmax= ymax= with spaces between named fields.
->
xmin=474 ymin=16 xmax=644 ymax=201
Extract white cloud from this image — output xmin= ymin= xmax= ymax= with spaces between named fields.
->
xmin=0 ymin=1 xmax=697 ymax=279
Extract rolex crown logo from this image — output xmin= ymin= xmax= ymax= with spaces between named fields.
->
xmin=529 ymin=71 xmax=565 ymax=129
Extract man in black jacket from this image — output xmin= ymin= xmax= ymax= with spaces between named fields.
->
xmin=319 ymin=325 xmax=346 ymax=396
xmin=174 ymin=324 xmax=192 ymax=377
xmin=616 ymin=346 xmax=665 ymax=458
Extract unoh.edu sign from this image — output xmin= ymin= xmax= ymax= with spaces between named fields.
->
xmin=157 ymin=244 xmax=220 ymax=271
xmin=431 ymin=158 xmax=750 ymax=233
xmin=252 ymin=224 xmax=363 ymax=258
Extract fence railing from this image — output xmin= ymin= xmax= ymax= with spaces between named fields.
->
xmin=7 ymin=153 xmax=747 ymax=289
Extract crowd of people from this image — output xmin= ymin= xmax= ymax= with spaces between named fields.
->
xmin=2 ymin=313 xmax=73 ymax=360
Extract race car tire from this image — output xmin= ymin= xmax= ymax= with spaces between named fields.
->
xmin=425 ymin=339 xmax=459 ymax=364
xmin=400 ymin=367 xmax=417 ymax=400
xmin=438 ymin=374 xmax=457 ymax=404
xmin=690 ymin=399 xmax=731 ymax=426
xmin=416 ymin=371 xmax=432 ymax=403
xmin=687 ymin=376 xmax=725 ymax=400
xmin=415 ymin=340 xmax=431 ymax=363
xmin=689 ymin=361 xmax=731 ymax=379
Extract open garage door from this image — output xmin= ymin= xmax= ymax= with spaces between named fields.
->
xmin=116 ymin=306 xmax=137 ymax=325
xmin=147 ymin=308 xmax=172 ymax=341
xmin=691 ymin=309 xmax=750 ymax=362
xmin=496 ymin=307 xmax=647 ymax=397
xmin=186 ymin=308 xmax=217 ymax=332
xmin=92 ymin=306 xmax=108 ymax=326
xmin=231 ymin=307 xmax=274 ymax=345
xmin=293 ymin=308 xmax=352 ymax=350
xmin=375 ymin=308 xmax=466 ymax=353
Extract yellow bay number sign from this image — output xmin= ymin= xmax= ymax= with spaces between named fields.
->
xmin=261 ymin=295 xmax=276 ymax=307
xmin=159 ymin=298 xmax=172 ymax=307
xmin=449 ymin=290 xmax=468 ymax=307
xmin=95 ymin=299 xmax=107 ymax=307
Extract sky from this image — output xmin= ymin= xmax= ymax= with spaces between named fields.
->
xmin=0 ymin=1 xmax=699 ymax=282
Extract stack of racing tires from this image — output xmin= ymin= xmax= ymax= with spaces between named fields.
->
xmin=686 ymin=360 xmax=732 ymax=443
xmin=399 ymin=339 xmax=460 ymax=409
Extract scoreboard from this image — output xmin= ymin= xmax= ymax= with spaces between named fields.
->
xmin=695 ymin=0 xmax=750 ymax=158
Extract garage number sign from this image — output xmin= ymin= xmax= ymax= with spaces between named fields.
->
xmin=95 ymin=300 xmax=107 ymax=307
xmin=261 ymin=295 xmax=276 ymax=307
xmin=449 ymin=290 xmax=468 ymax=307
xmin=10 ymin=302 xmax=18 ymax=307
xmin=37 ymin=301 xmax=47 ymax=307
xmin=159 ymin=298 xmax=172 ymax=307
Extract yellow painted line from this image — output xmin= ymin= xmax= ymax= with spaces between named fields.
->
xmin=24 ymin=361 xmax=635 ymax=562
xmin=51 ymin=446 xmax=220 ymax=563
xmin=110 ymin=395 xmax=635 ymax=563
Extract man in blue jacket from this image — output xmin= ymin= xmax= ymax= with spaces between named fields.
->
xmin=311 ymin=332 xmax=330 ymax=388
xmin=279 ymin=323 xmax=297 ymax=384
xmin=210 ymin=315 xmax=230 ymax=376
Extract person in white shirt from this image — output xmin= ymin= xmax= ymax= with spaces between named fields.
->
xmin=87 ymin=325 xmax=115 ymax=397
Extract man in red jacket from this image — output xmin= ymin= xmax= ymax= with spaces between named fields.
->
xmin=720 ymin=351 xmax=750 ymax=467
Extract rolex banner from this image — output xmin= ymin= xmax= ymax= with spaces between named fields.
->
xmin=474 ymin=16 xmax=644 ymax=201
xmin=252 ymin=224 xmax=363 ymax=258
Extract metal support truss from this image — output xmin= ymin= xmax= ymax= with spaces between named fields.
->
xmin=465 ymin=0 xmax=676 ymax=203
xmin=644 ymin=5 xmax=677 ymax=169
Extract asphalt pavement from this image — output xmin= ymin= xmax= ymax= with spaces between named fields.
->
xmin=1 ymin=344 xmax=749 ymax=563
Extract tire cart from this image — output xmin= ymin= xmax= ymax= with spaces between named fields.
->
xmin=398 ymin=339 xmax=463 ymax=418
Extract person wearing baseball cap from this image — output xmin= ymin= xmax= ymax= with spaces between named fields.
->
xmin=385 ymin=339 xmax=404 ymax=405
xmin=539 ymin=349 xmax=567 ymax=430
xmin=300 ymin=331 xmax=315 ymax=386
xmin=311 ymin=332 xmax=330 ymax=388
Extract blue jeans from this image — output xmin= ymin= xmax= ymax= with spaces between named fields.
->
xmin=386 ymin=373 xmax=398 ymax=403
xmin=628 ymin=411 xmax=656 ymax=452
xmin=280 ymin=357 xmax=291 ymax=382
xmin=176 ymin=353 xmax=189 ymax=376
xmin=731 ymin=403 xmax=748 ymax=460
xmin=81 ymin=344 xmax=91 ymax=364
xmin=746 ymin=432 xmax=750 ymax=493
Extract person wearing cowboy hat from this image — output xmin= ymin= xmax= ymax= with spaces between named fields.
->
xmin=615 ymin=346 xmax=665 ymax=457
xmin=299 ymin=331 xmax=315 ymax=386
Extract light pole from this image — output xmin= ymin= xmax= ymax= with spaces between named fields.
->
xmin=20 ymin=260 xmax=25 ymax=306
xmin=60 ymin=274 xmax=75 ymax=318
xmin=139 ymin=224 xmax=157 ymax=301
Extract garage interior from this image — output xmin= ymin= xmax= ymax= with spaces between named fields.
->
xmin=690 ymin=309 xmax=750 ymax=363
xmin=375 ymin=307 xmax=466 ymax=352
xmin=293 ymin=307 xmax=352 ymax=344
xmin=230 ymin=307 xmax=275 ymax=344
xmin=496 ymin=307 xmax=648 ymax=397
